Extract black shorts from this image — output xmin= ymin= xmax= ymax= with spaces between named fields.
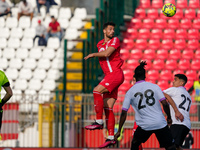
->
xmin=133 ymin=125 xmax=174 ymax=149
xmin=170 ymin=124 xmax=190 ymax=147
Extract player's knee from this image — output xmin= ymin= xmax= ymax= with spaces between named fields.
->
xmin=166 ymin=144 xmax=176 ymax=150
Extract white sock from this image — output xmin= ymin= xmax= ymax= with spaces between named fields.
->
xmin=107 ymin=135 xmax=114 ymax=140
xmin=96 ymin=119 xmax=103 ymax=125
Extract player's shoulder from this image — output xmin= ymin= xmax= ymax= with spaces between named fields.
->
xmin=110 ymin=37 xmax=120 ymax=43
xmin=0 ymin=70 xmax=5 ymax=76
xmin=97 ymin=39 xmax=104 ymax=47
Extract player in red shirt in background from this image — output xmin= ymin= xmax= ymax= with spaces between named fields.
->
xmin=84 ymin=22 xmax=124 ymax=148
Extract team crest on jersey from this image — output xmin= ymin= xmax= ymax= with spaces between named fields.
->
xmin=99 ymin=47 xmax=105 ymax=52
xmin=102 ymin=43 xmax=105 ymax=45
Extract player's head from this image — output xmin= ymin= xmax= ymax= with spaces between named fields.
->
xmin=134 ymin=61 xmax=147 ymax=81
xmin=103 ymin=22 xmax=115 ymax=39
xmin=173 ymin=74 xmax=188 ymax=87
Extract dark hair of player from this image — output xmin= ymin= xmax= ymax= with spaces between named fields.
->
xmin=103 ymin=22 xmax=115 ymax=29
xmin=134 ymin=61 xmax=147 ymax=81
xmin=175 ymin=74 xmax=188 ymax=85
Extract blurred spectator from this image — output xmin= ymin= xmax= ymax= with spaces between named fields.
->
xmin=0 ymin=0 xmax=11 ymax=17
xmin=10 ymin=0 xmax=21 ymax=6
xmin=33 ymin=19 xmax=47 ymax=46
xmin=17 ymin=0 xmax=33 ymax=21
xmin=45 ymin=15 xmax=62 ymax=41
xmin=36 ymin=0 xmax=50 ymax=16
xmin=182 ymin=131 xmax=194 ymax=149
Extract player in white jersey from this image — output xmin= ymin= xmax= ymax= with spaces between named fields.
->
xmin=163 ymin=74 xmax=191 ymax=150
xmin=114 ymin=62 xmax=184 ymax=150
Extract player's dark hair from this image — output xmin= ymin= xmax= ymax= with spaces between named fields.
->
xmin=175 ymin=74 xmax=188 ymax=85
xmin=134 ymin=61 xmax=147 ymax=81
xmin=103 ymin=22 xmax=115 ymax=29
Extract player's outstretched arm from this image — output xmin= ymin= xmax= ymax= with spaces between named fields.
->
xmin=114 ymin=110 xmax=127 ymax=141
xmin=163 ymin=92 xmax=184 ymax=122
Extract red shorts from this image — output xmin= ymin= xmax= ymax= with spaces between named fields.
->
xmin=99 ymin=69 xmax=124 ymax=100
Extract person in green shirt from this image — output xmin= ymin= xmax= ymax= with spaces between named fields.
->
xmin=0 ymin=70 xmax=13 ymax=139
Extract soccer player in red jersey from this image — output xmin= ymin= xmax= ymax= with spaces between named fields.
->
xmin=84 ymin=22 xmax=124 ymax=148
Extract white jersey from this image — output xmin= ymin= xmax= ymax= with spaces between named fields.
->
xmin=122 ymin=80 xmax=167 ymax=131
xmin=164 ymin=86 xmax=191 ymax=129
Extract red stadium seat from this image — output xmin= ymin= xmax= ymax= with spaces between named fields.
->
xmin=169 ymin=49 xmax=181 ymax=60
xmin=167 ymin=19 xmax=179 ymax=29
xmin=152 ymin=59 xmax=165 ymax=70
xmin=185 ymin=70 xmax=197 ymax=81
xmin=135 ymin=8 xmax=146 ymax=19
xmin=162 ymin=39 xmax=173 ymax=50
xmin=127 ymin=59 xmax=139 ymax=70
xmin=147 ymin=70 xmax=159 ymax=80
xmin=177 ymin=0 xmax=188 ymax=8
xmin=139 ymin=0 xmax=151 ymax=8
xmin=148 ymin=39 xmax=160 ymax=50
xmin=175 ymin=29 xmax=187 ymax=39
xmin=143 ymin=18 xmax=154 ymax=29
xmin=191 ymin=59 xmax=200 ymax=70
xmin=151 ymin=29 xmax=162 ymax=39
xmin=155 ymin=18 xmax=167 ymax=29
xmin=165 ymin=59 xmax=178 ymax=70
xmin=122 ymin=38 xmax=134 ymax=49
xmin=160 ymin=70 xmax=172 ymax=81
xmin=182 ymin=49 xmax=194 ymax=60
xmin=159 ymin=9 xmax=169 ymax=19
xmin=178 ymin=59 xmax=190 ymax=70
xmin=130 ymin=49 xmax=143 ymax=59
xmin=135 ymin=39 xmax=147 ymax=50
xmin=187 ymin=29 xmax=199 ymax=39
xmin=197 ymin=9 xmax=200 ymax=18
xmin=130 ymin=18 xmax=142 ymax=29
xmin=140 ymin=59 xmax=152 ymax=70
xmin=180 ymin=18 xmax=192 ymax=29
xmin=174 ymin=39 xmax=186 ymax=50
xmin=143 ymin=49 xmax=156 ymax=60
xmin=152 ymin=0 xmax=163 ymax=8
xmin=173 ymin=70 xmax=184 ymax=76
xmin=138 ymin=28 xmax=150 ymax=39
xmin=187 ymin=39 xmax=199 ymax=50
xmin=173 ymin=9 xmax=183 ymax=19
xmin=184 ymin=9 xmax=196 ymax=19
xmin=125 ymin=28 xmax=138 ymax=39
xmin=185 ymin=80 xmax=194 ymax=91
xmin=193 ymin=18 xmax=200 ymax=29
xmin=194 ymin=49 xmax=200 ymax=59
xmin=156 ymin=49 xmax=168 ymax=60
xmin=147 ymin=9 xmax=159 ymax=19
xmin=164 ymin=0 xmax=175 ymax=5
xmin=118 ymin=81 xmax=131 ymax=92
xmin=163 ymin=28 xmax=175 ymax=39
xmin=123 ymin=69 xmax=134 ymax=81
xmin=120 ymin=48 xmax=130 ymax=60
xmin=189 ymin=0 xmax=200 ymax=8
xmin=157 ymin=80 xmax=169 ymax=91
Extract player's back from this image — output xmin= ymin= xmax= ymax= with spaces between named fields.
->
xmin=123 ymin=80 xmax=167 ymax=130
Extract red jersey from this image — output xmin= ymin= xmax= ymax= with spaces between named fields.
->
xmin=49 ymin=21 xmax=60 ymax=32
xmin=97 ymin=37 xmax=123 ymax=75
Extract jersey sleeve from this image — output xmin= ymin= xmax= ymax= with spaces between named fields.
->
xmin=108 ymin=37 xmax=120 ymax=50
xmin=163 ymin=87 xmax=176 ymax=97
xmin=156 ymin=85 xmax=166 ymax=102
xmin=122 ymin=90 xmax=132 ymax=111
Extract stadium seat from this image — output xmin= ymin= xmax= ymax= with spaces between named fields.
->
xmin=157 ymin=80 xmax=169 ymax=90
xmin=182 ymin=49 xmax=194 ymax=60
xmin=187 ymin=29 xmax=199 ymax=39
xmin=143 ymin=49 xmax=156 ymax=60
xmin=50 ymin=7 xmax=59 ymax=18
xmin=42 ymin=48 xmax=55 ymax=60
xmin=44 ymin=16 xmax=51 ymax=28
xmin=65 ymin=28 xmax=79 ymax=40
xmin=58 ymin=18 xmax=69 ymax=29
xmin=173 ymin=70 xmax=184 ymax=76
xmin=47 ymin=37 xmax=60 ymax=49
xmin=192 ymin=18 xmax=200 ymax=29
xmin=59 ymin=7 xmax=71 ymax=19
xmin=187 ymin=39 xmax=198 ymax=50
xmin=69 ymin=18 xmax=83 ymax=29
xmin=0 ymin=17 xmax=5 ymax=28
xmin=185 ymin=70 xmax=197 ymax=81
xmin=122 ymin=38 xmax=134 ymax=49
xmin=138 ymin=28 xmax=150 ymax=39
xmin=37 ymin=58 xmax=51 ymax=70
xmin=147 ymin=9 xmax=159 ymax=19
xmin=178 ymin=59 xmax=190 ymax=70
xmin=161 ymin=39 xmax=173 ymax=50
xmin=184 ymin=9 xmax=196 ymax=19
xmin=175 ymin=29 xmax=187 ymax=39
xmin=152 ymin=0 xmax=163 ymax=8
xmin=47 ymin=69 xmax=60 ymax=80
xmin=0 ymin=38 xmax=7 ymax=48
xmin=185 ymin=80 xmax=194 ymax=91
xmin=23 ymin=58 xmax=37 ymax=69
xmin=169 ymin=49 xmax=181 ymax=60
xmin=10 ymin=28 xmax=23 ymax=39
xmin=165 ymin=59 xmax=178 ymax=70
xmin=19 ymin=68 xmax=32 ymax=80
xmin=197 ymin=9 xmax=200 ymax=18
xmin=174 ymin=39 xmax=186 ymax=50
xmin=130 ymin=18 xmax=142 ymax=29
xmin=159 ymin=9 xmax=168 ymax=19
xmin=19 ymin=16 xmax=31 ymax=28
xmin=180 ymin=19 xmax=192 ymax=29
xmin=134 ymin=8 xmax=146 ymax=19
xmin=3 ymin=48 xmax=15 ymax=59
xmin=16 ymin=48 xmax=29 ymax=60
xmin=38 ymin=90 xmax=51 ymax=103
xmin=141 ymin=59 xmax=152 ymax=70
xmin=33 ymin=69 xmax=46 ymax=80
xmin=127 ymin=59 xmax=139 ymax=70
xmin=191 ymin=59 xmax=200 ymax=70
xmin=24 ymin=28 xmax=36 ymax=38
xmin=29 ymin=48 xmax=42 ymax=60
xmin=118 ymin=81 xmax=131 ymax=92
xmin=28 ymin=79 xmax=42 ymax=91
xmin=152 ymin=59 xmax=165 ymax=70
xmin=21 ymin=38 xmax=33 ymax=49
xmin=0 ymin=28 xmax=9 ymax=39
xmin=130 ymin=49 xmax=143 ymax=59
xmin=147 ymin=70 xmax=159 ymax=80
xmin=8 ymin=38 xmax=20 ymax=48
xmin=155 ymin=18 xmax=167 ymax=29
xmin=164 ymin=0 xmax=175 ymax=4
xmin=9 ymin=58 xmax=22 ymax=69
xmin=156 ymin=49 xmax=168 ymax=60
xmin=125 ymin=28 xmax=137 ymax=39
xmin=160 ymin=70 xmax=172 ymax=81
xmin=143 ymin=18 xmax=154 ymax=29
xmin=177 ymin=0 xmax=188 ymax=8
xmin=121 ymin=48 xmax=130 ymax=61
xmin=194 ymin=49 xmax=200 ymax=59
xmin=163 ymin=29 xmax=175 ymax=39
xmin=139 ymin=0 xmax=150 ymax=8
xmin=6 ymin=68 xmax=18 ymax=80
xmin=0 ymin=49 xmax=1 ymax=57
xmin=151 ymin=29 xmax=162 ymax=39
xmin=148 ymin=39 xmax=160 ymax=50
xmin=42 ymin=80 xmax=56 ymax=91
xmin=173 ymin=9 xmax=183 ymax=19
xmin=15 ymin=79 xmax=27 ymax=91
xmin=6 ymin=17 xmax=18 ymax=28
xmin=31 ymin=17 xmax=42 ymax=28
xmin=123 ymin=69 xmax=134 ymax=81
xmin=74 ymin=8 xmax=87 ymax=20
xmin=135 ymin=39 xmax=147 ymax=50
xmin=167 ymin=19 xmax=179 ymax=29
xmin=0 ymin=58 xmax=8 ymax=69
xmin=52 ymin=58 xmax=64 ymax=69
xmin=189 ymin=0 xmax=199 ymax=8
